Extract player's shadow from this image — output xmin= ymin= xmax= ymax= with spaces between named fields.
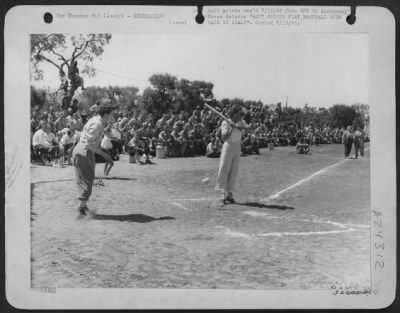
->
xmin=95 ymin=176 xmax=137 ymax=181
xmin=238 ymin=202 xmax=295 ymax=210
xmin=32 ymin=179 xmax=74 ymax=185
xmin=93 ymin=213 xmax=175 ymax=223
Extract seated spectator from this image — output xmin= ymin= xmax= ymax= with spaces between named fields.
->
xmin=156 ymin=113 xmax=168 ymax=130
xmin=32 ymin=122 xmax=60 ymax=165
xmin=128 ymin=133 xmax=152 ymax=165
xmin=206 ymin=136 xmax=222 ymax=158
xmin=149 ymin=137 xmax=157 ymax=157
xmin=296 ymin=138 xmax=311 ymax=155
xmin=190 ymin=124 xmax=207 ymax=155
xmin=158 ymin=127 xmax=173 ymax=157
xmin=178 ymin=126 xmax=192 ymax=157
xmin=192 ymin=106 xmax=202 ymax=122
xmin=171 ymin=125 xmax=185 ymax=157
xmin=242 ymin=134 xmax=260 ymax=155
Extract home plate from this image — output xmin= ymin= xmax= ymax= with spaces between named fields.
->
xmin=269 ymin=194 xmax=280 ymax=200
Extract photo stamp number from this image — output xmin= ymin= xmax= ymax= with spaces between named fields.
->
xmin=372 ymin=210 xmax=384 ymax=271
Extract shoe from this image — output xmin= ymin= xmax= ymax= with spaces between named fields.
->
xmin=95 ymin=179 xmax=105 ymax=186
xmin=77 ymin=206 xmax=88 ymax=219
xmin=227 ymin=197 xmax=235 ymax=204
xmin=86 ymin=209 xmax=96 ymax=218
xmin=145 ymin=159 xmax=153 ymax=164
xmin=79 ymin=206 xmax=88 ymax=214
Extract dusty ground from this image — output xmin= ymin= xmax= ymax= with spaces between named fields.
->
xmin=31 ymin=143 xmax=370 ymax=289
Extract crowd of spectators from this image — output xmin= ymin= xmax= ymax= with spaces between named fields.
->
xmin=30 ymin=100 xmax=368 ymax=166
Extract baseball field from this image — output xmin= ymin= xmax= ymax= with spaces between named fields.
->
xmin=31 ymin=143 xmax=370 ymax=289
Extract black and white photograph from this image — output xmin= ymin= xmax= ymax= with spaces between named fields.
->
xmin=29 ymin=30 xmax=372 ymax=288
xmin=4 ymin=5 xmax=396 ymax=309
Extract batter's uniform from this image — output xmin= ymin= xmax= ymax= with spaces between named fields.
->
xmin=215 ymin=120 xmax=244 ymax=193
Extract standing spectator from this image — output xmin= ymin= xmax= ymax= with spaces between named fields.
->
xmin=100 ymin=127 xmax=114 ymax=175
xmin=354 ymin=127 xmax=365 ymax=159
xmin=70 ymin=99 xmax=79 ymax=114
xmin=59 ymin=128 xmax=74 ymax=165
xmin=110 ymin=122 xmax=123 ymax=157
xmin=70 ymin=112 xmax=83 ymax=131
xmin=80 ymin=110 xmax=89 ymax=125
xmin=342 ymin=125 xmax=354 ymax=159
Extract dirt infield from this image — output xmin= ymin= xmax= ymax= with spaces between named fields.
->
xmin=31 ymin=143 xmax=370 ymax=289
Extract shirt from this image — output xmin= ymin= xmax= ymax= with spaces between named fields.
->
xmin=79 ymin=115 xmax=104 ymax=150
xmin=111 ymin=128 xmax=121 ymax=140
xmin=59 ymin=133 xmax=73 ymax=147
xmin=128 ymin=137 xmax=145 ymax=149
xmin=342 ymin=130 xmax=354 ymax=143
xmin=101 ymin=136 xmax=113 ymax=150
xmin=354 ymin=130 xmax=364 ymax=139
xmin=32 ymin=129 xmax=51 ymax=147
xmin=46 ymin=132 xmax=58 ymax=145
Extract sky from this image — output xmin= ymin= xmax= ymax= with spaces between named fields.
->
xmin=32 ymin=32 xmax=368 ymax=108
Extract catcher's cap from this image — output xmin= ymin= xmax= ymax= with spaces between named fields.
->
xmin=97 ymin=103 xmax=117 ymax=116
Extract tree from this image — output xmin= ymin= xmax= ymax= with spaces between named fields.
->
xmin=31 ymin=86 xmax=47 ymax=112
xmin=113 ymin=86 xmax=140 ymax=112
xmin=144 ymin=73 xmax=177 ymax=115
xmin=174 ymin=79 xmax=214 ymax=113
xmin=286 ymin=107 xmax=303 ymax=127
xmin=352 ymin=114 xmax=365 ymax=129
xmin=141 ymin=87 xmax=166 ymax=117
xmin=31 ymin=33 xmax=112 ymax=111
xmin=142 ymin=74 xmax=215 ymax=117
xmin=79 ymin=86 xmax=109 ymax=111
xmin=328 ymin=104 xmax=357 ymax=128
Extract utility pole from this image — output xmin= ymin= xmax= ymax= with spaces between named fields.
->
xmin=286 ymin=96 xmax=288 ymax=111
xmin=285 ymin=96 xmax=288 ymax=122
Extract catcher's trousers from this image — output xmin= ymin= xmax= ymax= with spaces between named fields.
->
xmin=73 ymin=143 xmax=96 ymax=201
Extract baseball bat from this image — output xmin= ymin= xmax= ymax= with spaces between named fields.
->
xmin=203 ymin=102 xmax=231 ymax=123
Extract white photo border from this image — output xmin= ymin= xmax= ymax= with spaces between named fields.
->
xmin=4 ymin=5 xmax=396 ymax=309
